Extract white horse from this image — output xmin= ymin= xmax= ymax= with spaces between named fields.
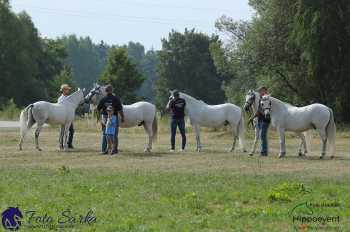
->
xmin=244 ymin=90 xmax=311 ymax=156
xmin=170 ymin=92 xmax=246 ymax=152
xmin=18 ymin=89 xmax=84 ymax=151
xmin=259 ymin=95 xmax=336 ymax=158
xmin=91 ymin=85 xmax=158 ymax=152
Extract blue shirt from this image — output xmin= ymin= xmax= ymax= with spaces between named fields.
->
xmin=105 ymin=115 xmax=118 ymax=135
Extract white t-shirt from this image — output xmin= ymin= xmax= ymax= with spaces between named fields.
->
xmin=58 ymin=94 xmax=68 ymax=103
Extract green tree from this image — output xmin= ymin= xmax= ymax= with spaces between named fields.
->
xmin=215 ymin=0 xmax=350 ymax=121
xmin=0 ymin=1 xmax=66 ymax=106
xmin=60 ymin=35 xmax=106 ymax=89
xmin=48 ymin=65 xmax=76 ymax=102
xmin=99 ymin=47 xmax=144 ymax=103
xmin=156 ymin=29 xmax=225 ymax=109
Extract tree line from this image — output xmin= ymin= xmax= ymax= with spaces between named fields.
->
xmin=1 ymin=0 xmax=350 ymax=121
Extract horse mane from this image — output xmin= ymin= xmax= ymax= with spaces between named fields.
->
xmin=65 ymin=89 xmax=83 ymax=102
xmin=180 ymin=92 xmax=207 ymax=105
xmin=269 ymin=96 xmax=296 ymax=109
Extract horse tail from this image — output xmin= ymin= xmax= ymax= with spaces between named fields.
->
xmin=326 ymin=108 xmax=336 ymax=156
xmin=237 ymin=110 xmax=246 ymax=152
xmin=152 ymin=112 xmax=158 ymax=142
xmin=19 ymin=104 xmax=35 ymax=150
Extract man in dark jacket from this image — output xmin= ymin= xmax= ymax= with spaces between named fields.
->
xmin=166 ymin=90 xmax=186 ymax=152
xmin=97 ymin=85 xmax=124 ymax=154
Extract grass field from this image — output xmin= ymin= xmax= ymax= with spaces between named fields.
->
xmin=0 ymin=119 xmax=350 ymax=231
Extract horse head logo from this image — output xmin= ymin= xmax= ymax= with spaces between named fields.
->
xmin=1 ymin=207 xmax=23 ymax=231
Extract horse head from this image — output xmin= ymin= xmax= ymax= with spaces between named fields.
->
xmin=244 ymin=90 xmax=256 ymax=112
xmin=260 ymin=95 xmax=272 ymax=120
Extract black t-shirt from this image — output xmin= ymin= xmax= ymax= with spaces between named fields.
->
xmin=170 ymin=98 xmax=186 ymax=119
xmin=97 ymin=94 xmax=123 ymax=116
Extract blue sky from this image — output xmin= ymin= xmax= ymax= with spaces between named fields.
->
xmin=11 ymin=0 xmax=253 ymax=50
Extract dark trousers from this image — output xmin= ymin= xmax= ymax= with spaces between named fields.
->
xmin=171 ymin=118 xmax=186 ymax=150
xmin=59 ymin=124 xmax=74 ymax=148
xmin=101 ymin=124 xmax=119 ymax=152
xmin=258 ymin=120 xmax=269 ymax=155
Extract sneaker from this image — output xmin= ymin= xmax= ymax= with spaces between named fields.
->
xmin=170 ymin=149 xmax=175 ymax=152
xmin=68 ymin=145 xmax=74 ymax=149
xmin=260 ymin=152 xmax=268 ymax=156
xmin=100 ymin=151 xmax=108 ymax=155
xmin=111 ymin=149 xmax=119 ymax=155
xmin=179 ymin=149 xmax=185 ymax=152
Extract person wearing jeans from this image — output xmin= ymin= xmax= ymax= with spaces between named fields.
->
xmin=97 ymin=84 xmax=124 ymax=155
xmin=166 ymin=90 xmax=186 ymax=152
xmin=248 ymin=86 xmax=270 ymax=156
xmin=258 ymin=119 xmax=270 ymax=156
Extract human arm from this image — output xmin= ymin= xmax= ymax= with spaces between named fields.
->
xmin=97 ymin=98 xmax=105 ymax=113
xmin=119 ymin=110 xmax=125 ymax=123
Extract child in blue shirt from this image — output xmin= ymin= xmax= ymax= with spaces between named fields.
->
xmin=105 ymin=106 xmax=118 ymax=154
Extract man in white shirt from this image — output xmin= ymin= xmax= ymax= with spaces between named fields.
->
xmin=58 ymin=84 xmax=75 ymax=149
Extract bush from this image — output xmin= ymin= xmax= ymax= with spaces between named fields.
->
xmin=0 ymin=99 xmax=21 ymax=120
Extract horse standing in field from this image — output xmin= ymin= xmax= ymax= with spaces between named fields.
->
xmin=244 ymin=90 xmax=311 ymax=156
xmin=18 ymin=89 xmax=85 ymax=151
xmin=90 ymin=85 xmax=158 ymax=152
xmin=170 ymin=92 xmax=246 ymax=152
xmin=258 ymin=94 xmax=336 ymax=159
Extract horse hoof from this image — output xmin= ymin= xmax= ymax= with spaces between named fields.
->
xmin=249 ymin=152 xmax=254 ymax=156
xmin=144 ymin=148 xmax=151 ymax=153
xmin=37 ymin=148 xmax=42 ymax=151
xmin=330 ymin=156 xmax=334 ymax=159
xmin=243 ymin=149 xmax=247 ymax=153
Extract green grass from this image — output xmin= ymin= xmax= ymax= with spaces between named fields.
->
xmin=1 ymin=120 xmax=350 ymax=231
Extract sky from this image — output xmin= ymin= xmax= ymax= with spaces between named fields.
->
xmin=11 ymin=0 xmax=254 ymax=50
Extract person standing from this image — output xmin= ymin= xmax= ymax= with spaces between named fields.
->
xmin=97 ymin=84 xmax=124 ymax=154
xmin=166 ymin=90 xmax=186 ymax=152
xmin=58 ymin=84 xmax=75 ymax=149
xmin=105 ymin=106 xmax=118 ymax=155
xmin=249 ymin=86 xmax=270 ymax=156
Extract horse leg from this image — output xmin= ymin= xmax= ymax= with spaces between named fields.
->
xmin=194 ymin=125 xmax=201 ymax=152
xmin=250 ymin=125 xmax=259 ymax=156
xmin=296 ymin=132 xmax=306 ymax=157
xmin=278 ymin=127 xmax=286 ymax=158
xmin=59 ymin=125 xmax=64 ymax=150
xmin=34 ymin=124 xmax=44 ymax=151
xmin=63 ymin=123 xmax=71 ymax=152
xmin=318 ymin=128 xmax=327 ymax=159
xmin=19 ymin=120 xmax=35 ymax=151
xmin=229 ymin=123 xmax=237 ymax=152
xmin=143 ymin=123 xmax=152 ymax=152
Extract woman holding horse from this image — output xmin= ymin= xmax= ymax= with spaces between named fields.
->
xmin=58 ymin=84 xmax=75 ymax=149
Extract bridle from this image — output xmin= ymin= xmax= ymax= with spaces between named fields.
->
xmin=260 ymin=96 xmax=272 ymax=114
